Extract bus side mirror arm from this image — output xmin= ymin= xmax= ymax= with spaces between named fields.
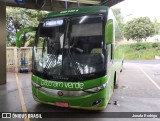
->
xmin=16 ymin=27 xmax=37 ymax=48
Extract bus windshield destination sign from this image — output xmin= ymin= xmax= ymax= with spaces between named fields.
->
xmin=60 ymin=9 xmax=79 ymax=14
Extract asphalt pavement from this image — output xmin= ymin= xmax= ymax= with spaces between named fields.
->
xmin=1 ymin=60 xmax=160 ymax=121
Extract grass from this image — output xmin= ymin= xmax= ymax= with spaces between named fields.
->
xmin=122 ymin=42 xmax=160 ymax=60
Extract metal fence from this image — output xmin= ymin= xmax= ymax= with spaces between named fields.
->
xmin=7 ymin=47 xmax=33 ymax=72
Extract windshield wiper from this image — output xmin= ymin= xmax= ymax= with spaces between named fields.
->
xmin=43 ymin=40 xmax=58 ymax=75
xmin=67 ymin=45 xmax=83 ymax=81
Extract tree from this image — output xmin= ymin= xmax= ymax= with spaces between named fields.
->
xmin=153 ymin=18 xmax=160 ymax=35
xmin=112 ymin=8 xmax=124 ymax=36
xmin=123 ymin=17 xmax=155 ymax=41
xmin=6 ymin=7 xmax=48 ymax=47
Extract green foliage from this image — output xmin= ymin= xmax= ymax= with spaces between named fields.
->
xmin=131 ymin=43 xmax=149 ymax=50
xmin=152 ymin=42 xmax=159 ymax=48
xmin=6 ymin=7 xmax=48 ymax=47
xmin=153 ymin=18 xmax=160 ymax=35
xmin=124 ymin=17 xmax=155 ymax=41
xmin=123 ymin=42 xmax=160 ymax=60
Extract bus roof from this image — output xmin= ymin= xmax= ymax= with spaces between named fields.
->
xmin=47 ymin=6 xmax=109 ymax=18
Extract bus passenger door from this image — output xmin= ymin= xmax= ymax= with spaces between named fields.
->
xmin=105 ymin=18 xmax=115 ymax=95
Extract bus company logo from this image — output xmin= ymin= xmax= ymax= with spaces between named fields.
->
xmin=57 ymin=91 xmax=63 ymax=97
xmin=41 ymin=80 xmax=84 ymax=89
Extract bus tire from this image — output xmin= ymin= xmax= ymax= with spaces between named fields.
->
xmin=120 ymin=68 xmax=122 ymax=72
xmin=114 ymin=73 xmax=118 ymax=89
xmin=114 ymin=84 xmax=119 ymax=89
xmin=120 ymin=60 xmax=123 ymax=72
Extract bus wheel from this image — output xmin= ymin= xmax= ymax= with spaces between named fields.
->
xmin=120 ymin=69 xmax=122 ymax=72
xmin=120 ymin=60 xmax=124 ymax=72
xmin=114 ymin=84 xmax=119 ymax=89
xmin=114 ymin=73 xmax=118 ymax=89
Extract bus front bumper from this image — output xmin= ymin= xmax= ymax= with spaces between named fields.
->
xmin=32 ymin=86 xmax=110 ymax=110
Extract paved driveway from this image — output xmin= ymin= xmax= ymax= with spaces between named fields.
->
xmin=1 ymin=60 xmax=160 ymax=121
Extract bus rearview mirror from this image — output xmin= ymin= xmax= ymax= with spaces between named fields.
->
xmin=16 ymin=27 xmax=37 ymax=48
xmin=105 ymin=19 xmax=113 ymax=45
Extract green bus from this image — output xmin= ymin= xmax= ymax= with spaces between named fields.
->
xmin=16 ymin=6 xmax=124 ymax=110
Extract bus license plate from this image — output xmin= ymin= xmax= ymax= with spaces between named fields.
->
xmin=56 ymin=102 xmax=69 ymax=108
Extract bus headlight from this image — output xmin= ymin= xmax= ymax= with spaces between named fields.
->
xmin=83 ymin=81 xmax=108 ymax=93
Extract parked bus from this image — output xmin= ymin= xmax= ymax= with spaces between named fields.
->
xmin=16 ymin=6 xmax=124 ymax=110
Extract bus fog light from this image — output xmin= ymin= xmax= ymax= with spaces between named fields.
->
xmin=92 ymin=99 xmax=102 ymax=106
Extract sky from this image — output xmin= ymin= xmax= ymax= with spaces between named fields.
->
xmin=111 ymin=0 xmax=160 ymax=22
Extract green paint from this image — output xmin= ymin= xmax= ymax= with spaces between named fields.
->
xmin=32 ymin=74 xmax=108 ymax=91
xmin=47 ymin=6 xmax=108 ymax=18
xmin=16 ymin=6 xmax=124 ymax=110
xmin=105 ymin=19 xmax=113 ymax=44
xmin=32 ymin=85 xmax=109 ymax=110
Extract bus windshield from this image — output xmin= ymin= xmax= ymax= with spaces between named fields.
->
xmin=33 ymin=14 xmax=106 ymax=81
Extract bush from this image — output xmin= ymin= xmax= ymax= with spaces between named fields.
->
xmin=152 ymin=43 xmax=158 ymax=48
xmin=124 ymin=42 xmax=160 ymax=60
xmin=132 ymin=43 xmax=148 ymax=50
xmin=157 ymin=47 xmax=160 ymax=50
